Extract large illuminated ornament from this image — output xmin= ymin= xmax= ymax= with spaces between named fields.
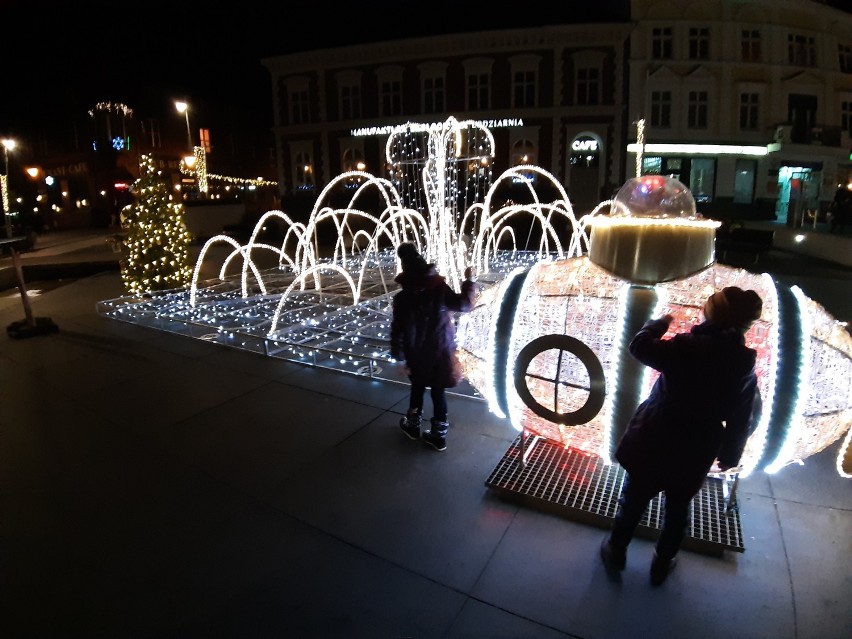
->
xmin=455 ymin=175 xmax=852 ymax=478
xmin=98 ymin=117 xmax=852 ymax=478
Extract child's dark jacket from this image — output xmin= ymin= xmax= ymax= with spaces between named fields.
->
xmin=390 ymin=265 xmax=476 ymax=388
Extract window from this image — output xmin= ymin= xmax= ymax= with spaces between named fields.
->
xmin=788 ymin=93 xmax=817 ymax=142
xmin=687 ymin=90 xmax=708 ymax=129
xmin=839 ymin=44 xmax=852 ymax=74
xmin=664 ymin=158 xmax=681 ymax=182
xmin=463 ymin=58 xmax=493 ymax=111
xmin=511 ymin=139 xmax=537 ymax=167
xmin=841 ymin=101 xmax=852 ymax=136
xmin=199 ymin=128 xmax=211 ymax=154
xmin=468 ymin=74 xmax=490 ymax=110
xmin=512 ymin=70 xmax=536 ymax=108
xmin=510 ymin=55 xmax=540 ymax=109
xmin=336 ymin=71 xmax=363 ymax=120
xmin=652 ymin=27 xmax=673 ymax=59
xmin=342 ymin=147 xmax=365 ymax=187
xmin=511 ymin=139 xmax=537 ymax=183
xmin=788 ymin=33 xmax=816 ymax=67
xmin=739 ymin=93 xmax=760 ymax=130
xmin=643 ymin=156 xmax=662 ymax=175
xmin=576 ymin=67 xmax=600 ymax=106
xmin=295 ymin=151 xmax=314 ymax=190
xmin=690 ymin=158 xmax=715 ymax=203
xmin=423 ymin=76 xmax=444 ymax=113
xmin=377 ymin=66 xmax=404 ymax=117
xmin=688 ymin=27 xmax=709 ymax=60
xmin=651 ymin=90 xmax=672 ymax=128
xmin=419 ymin=62 xmax=448 ymax=114
xmin=291 ymin=89 xmax=310 ymax=124
xmin=342 ymin=147 xmax=364 ymax=173
xmin=381 ymin=80 xmax=402 ymax=116
xmin=733 ymin=159 xmax=756 ymax=204
xmin=741 ymin=29 xmax=761 ymax=62
xmin=341 ymin=85 xmax=361 ymax=120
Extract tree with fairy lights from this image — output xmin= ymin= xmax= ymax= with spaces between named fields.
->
xmin=120 ymin=154 xmax=194 ymax=295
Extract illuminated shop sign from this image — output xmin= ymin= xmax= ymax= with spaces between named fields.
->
xmin=571 ymin=135 xmax=601 ymax=167
xmin=44 ymin=162 xmax=89 ymax=177
xmin=572 ymin=137 xmax=599 ymax=153
xmin=351 ymin=118 xmax=524 ymax=137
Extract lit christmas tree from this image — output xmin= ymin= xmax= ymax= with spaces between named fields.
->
xmin=120 ymin=154 xmax=194 ymax=295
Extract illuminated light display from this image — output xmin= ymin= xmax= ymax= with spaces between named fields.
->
xmin=180 ymin=146 xmax=278 ymax=194
xmin=88 ymin=102 xmax=134 ymax=117
xmin=626 ymin=142 xmax=770 ymax=156
xmin=120 ymin=154 xmax=193 ymax=294
xmin=98 ymin=118 xmax=852 ymax=478
xmin=455 ymin=175 xmax=852 ymax=477
xmin=587 ymin=176 xmax=719 ymax=284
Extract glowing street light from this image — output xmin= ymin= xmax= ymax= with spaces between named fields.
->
xmin=175 ymin=100 xmax=193 ymax=150
xmin=2 ymin=138 xmax=17 ymax=238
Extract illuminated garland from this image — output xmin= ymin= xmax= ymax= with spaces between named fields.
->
xmin=88 ymin=102 xmax=133 ymax=117
xmin=0 ymin=175 xmax=8 ymax=215
xmin=180 ymin=146 xmax=278 ymax=192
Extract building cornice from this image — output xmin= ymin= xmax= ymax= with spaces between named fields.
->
xmin=263 ymin=24 xmax=633 ymax=74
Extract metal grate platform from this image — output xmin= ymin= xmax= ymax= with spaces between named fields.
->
xmin=485 ymin=434 xmax=744 ymax=556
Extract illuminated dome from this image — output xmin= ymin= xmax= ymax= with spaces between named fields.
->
xmin=587 ymin=175 xmax=720 ymax=284
xmin=612 ymin=175 xmax=697 ymax=219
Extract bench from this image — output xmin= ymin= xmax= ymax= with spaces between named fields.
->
xmin=715 ymin=228 xmax=774 ymax=265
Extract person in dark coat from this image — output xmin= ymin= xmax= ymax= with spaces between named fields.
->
xmin=828 ymin=185 xmax=852 ymax=234
xmin=600 ymin=286 xmax=763 ymax=585
xmin=390 ymin=242 xmax=476 ymax=451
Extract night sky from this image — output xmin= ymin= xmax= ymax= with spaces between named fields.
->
xmin=2 ymin=1 xmax=630 ymax=137
xmin=3 ymin=0 xmax=850 ymax=142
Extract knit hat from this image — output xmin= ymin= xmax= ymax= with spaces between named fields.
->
xmin=703 ymin=286 xmax=763 ymax=330
xmin=397 ymin=242 xmax=428 ymax=274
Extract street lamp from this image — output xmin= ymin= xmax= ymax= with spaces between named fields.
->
xmin=175 ymin=100 xmax=193 ymax=150
xmin=2 ymin=138 xmax=17 ymax=238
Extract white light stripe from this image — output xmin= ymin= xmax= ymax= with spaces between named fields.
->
xmin=740 ymin=273 xmax=780 ymax=478
xmin=626 ymin=143 xmax=768 ymax=156
xmin=600 ymin=283 xmax=633 ymax=463
xmin=485 ymin=267 xmax=527 ymax=419
xmin=506 ymin=264 xmax=541 ymax=434
xmin=765 ymin=286 xmax=811 ymax=474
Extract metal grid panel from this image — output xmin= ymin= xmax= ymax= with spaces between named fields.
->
xmin=486 ymin=434 xmax=744 ymax=556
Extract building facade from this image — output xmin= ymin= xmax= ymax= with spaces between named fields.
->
xmin=263 ymin=0 xmax=852 ymax=225
xmin=629 ymin=0 xmax=852 ymax=226
xmin=262 ymin=24 xmax=633 ymax=218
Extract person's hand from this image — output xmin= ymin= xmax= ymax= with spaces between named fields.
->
xmin=709 ymin=459 xmax=735 ymax=474
xmin=464 ymin=266 xmax=475 ymax=281
xmin=659 ymin=314 xmax=674 ymax=324
xmin=398 ymin=361 xmax=410 ymax=377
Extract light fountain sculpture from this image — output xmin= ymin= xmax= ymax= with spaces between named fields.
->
xmin=97 ymin=117 xmax=852 ymax=481
xmin=458 ymin=174 xmax=852 ymax=482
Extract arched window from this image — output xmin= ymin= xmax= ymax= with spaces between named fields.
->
xmin=511 ymin=139 xmax=537 ymax=183
xmin=511 ymin=139 xmax=537 ymax=167
xmin=342 ymin=147 xmax=365 ymax=188
xmin=342 ymin=147 xmax=364 ymax=173
xmin=295 ymin=152 xmax=314 ymax=190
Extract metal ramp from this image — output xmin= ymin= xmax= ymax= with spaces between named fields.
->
xmin=485 ymin=433 xmax=744 ymax=556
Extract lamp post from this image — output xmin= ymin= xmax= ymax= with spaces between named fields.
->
xmin=174 ymin=101 xmax=193 ymax=151
xmin=2 ymin=138 xmax=17 ymax=238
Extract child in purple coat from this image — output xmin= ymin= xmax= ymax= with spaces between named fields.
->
xmin=390 ymin=242 xmax=476 ymax=451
